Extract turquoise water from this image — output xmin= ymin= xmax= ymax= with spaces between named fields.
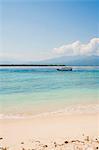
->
xmin=0 ymin=66 xmax=99 ymax=117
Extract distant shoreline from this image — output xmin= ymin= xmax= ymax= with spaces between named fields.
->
xmin=0 ymin=64 xmax=65 ymax=67
xmin=0 ymin=64 xmax=99 ymax=67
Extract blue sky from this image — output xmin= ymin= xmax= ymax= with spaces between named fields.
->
xmin=0 ymin=0 xmax=99 ymax=61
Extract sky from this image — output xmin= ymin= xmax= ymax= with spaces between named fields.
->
xmin=0 ymin=0 xmax=99 ymax=61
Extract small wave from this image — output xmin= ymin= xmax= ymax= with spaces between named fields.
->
xmin=0 ymin=103 xmax=99 ymax=120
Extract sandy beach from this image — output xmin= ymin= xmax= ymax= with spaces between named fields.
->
xmin=1 ymin=0 xmax=99 ymax=148
xmin=0 ymin=113 xmax=99 ymax=150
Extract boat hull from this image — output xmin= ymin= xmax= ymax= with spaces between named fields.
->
xmin=57 ymin=68 xmax=72 ymax=71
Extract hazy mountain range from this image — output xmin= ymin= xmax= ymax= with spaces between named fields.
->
xmin=0 ymin=56 xmax=99 ymax=66
xmin=39 ymin=56 xmax=99 ymax=66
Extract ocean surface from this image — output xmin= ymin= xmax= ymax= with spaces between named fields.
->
xmin=0 ymin=66 xmax=99 ymax=119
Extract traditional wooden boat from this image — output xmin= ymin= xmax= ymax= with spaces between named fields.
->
xmin=57 ymin=66 xmax=72 ymax=71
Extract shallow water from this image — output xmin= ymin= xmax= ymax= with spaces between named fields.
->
xmin=0 ymin=66 xmax=99 ymax=118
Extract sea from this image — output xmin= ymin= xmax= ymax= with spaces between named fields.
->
xmin=0 ymin=66 xmax=99 ymax=119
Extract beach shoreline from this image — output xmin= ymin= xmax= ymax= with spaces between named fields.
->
xmin=0 ymin=67 xmax=99 ymax=149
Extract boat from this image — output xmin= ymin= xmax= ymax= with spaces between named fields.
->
xmin=57 ymin=66 xmax=72 ymax=71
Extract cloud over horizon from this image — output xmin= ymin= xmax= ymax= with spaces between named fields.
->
xmin=0 ymin=38 xmax=99 ymax=62
xmin=53 ymin=38 xmax=99 ymax=56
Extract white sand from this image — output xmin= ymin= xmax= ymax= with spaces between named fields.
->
xmin=0 ymin=113 xmax=99 ymax=149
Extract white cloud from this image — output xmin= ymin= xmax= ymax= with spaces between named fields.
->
xmin=53 ymin=38 xmax=99 ymax=56
xmin=0 ymin=38 xmax=99 ymax=62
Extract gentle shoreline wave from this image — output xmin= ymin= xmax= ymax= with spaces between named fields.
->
xmin=0 ymin=103 xmax=99 ymax=119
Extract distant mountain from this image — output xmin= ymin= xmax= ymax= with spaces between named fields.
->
xmin=38 ymin=56 xmax=99 ymax=66
xmin=0 ymin=56 xmax=99 ymax=66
